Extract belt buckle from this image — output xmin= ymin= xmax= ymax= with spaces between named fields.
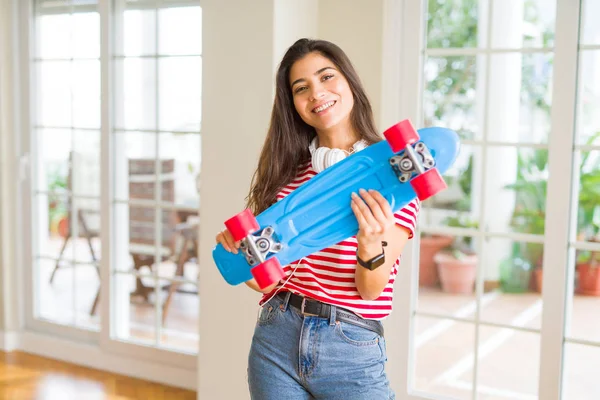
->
xmin=300 ymin=297 xmax=319 ymax=317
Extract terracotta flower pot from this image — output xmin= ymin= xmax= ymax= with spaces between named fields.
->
xmin=434 ymin=252 xmax=478 ymax=294
xmin=577 ymin=263 xmax=600 ymax=296
xmin=419 ymin=235 xmax=454 ymax=287
xmin=533 ymin=268 xmax=543 ymax=293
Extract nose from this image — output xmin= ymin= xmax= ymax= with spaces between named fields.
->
xmin=309 ymin=84 xmax=326 ymax=102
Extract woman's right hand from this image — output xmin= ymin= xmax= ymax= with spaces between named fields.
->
xmin=216 ymin=229 xmax=279 ymax=293
xmin=215 ymin=229 xmax=241 ymax=254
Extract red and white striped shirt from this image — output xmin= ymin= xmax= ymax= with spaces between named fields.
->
xmin=260 ymin=161 xmax=420 ymax=320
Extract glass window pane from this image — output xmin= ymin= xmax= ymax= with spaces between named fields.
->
xmin=412 ymin=316 xmax=474 ymax=399
xmin=486 ymin=53 xmax=553 ymax=144
xmin=37 ymin=257 xmax=75 ymax=325
xmin=36 ymin=14 xmax=72 ymax=59
xmin=418 ymin=234 xmax=479 ymax=316
xmin=581 ymin=0 xmax=600 ymax=45
xmin=120 ymin=8 xmax=157 ymax=57
xmin=36 ymin=192 xmax=72 ymax=260
xmin=158 ymin=132 xmax=201 ymax=208
xmin=575 ymin=150 xmax=600 ymax=242
xmin=423 ymin=56 xmax=478 ymax=140
xmin=476 ymin=328 xmax=540 ymax=399
xmin=113 ymin=131 xmax=157 ymax=202
xmin=577 ymin=51 xmax=600 ymax=146
xmin=75 ymin=260 xmax=101 ymax=330
xmin=158 ymin=57 xmax=202 ymax=132
xmin=426 ymin=0 xmax=479 ymax=49
xmin=423 ymin=144 xmax=478 ymax=215
xmin=72 ymin=12 xmax=100 ymax=59
xmin=481 ymin=239 xmax=542 ymax=329
xmin=490 ymin=0 xmax=556 ymax=48
xmin=37 ymin=128 xmax=72 ymax=193
xmin=114 ymin=58 xmax=157 ymax=130
xmin=37 ymin=61 xmax=72 ymax=127
xmin=563 ymin=343 xmax=600 ymax=399
xmin=114 ymin=273 xmax=156 ymax=346
xmin=72 ymin=60 xmax=101 ymax=129
xmin=158 ymin=6 xmax=202 ymax=55
xmin=497 ymin=147 xmax=548 ymax=236
xmin=160 ymin=281 xmax=199 ymax=353
xmin=72 ymin=130 xmax=101 ymax=197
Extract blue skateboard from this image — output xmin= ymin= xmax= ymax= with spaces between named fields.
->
xmin=212 ymin=120 xmax=460 ymax=288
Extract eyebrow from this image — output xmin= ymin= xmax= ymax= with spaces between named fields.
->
xmin=291 ymin=67 xmax=336 ymax=88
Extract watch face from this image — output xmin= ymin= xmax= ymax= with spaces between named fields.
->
xmin=369 ymin=255 xmax=386 ymax=270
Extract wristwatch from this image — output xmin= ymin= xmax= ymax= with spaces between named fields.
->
xmin=357 ymin=241 xmax=387 ymax=271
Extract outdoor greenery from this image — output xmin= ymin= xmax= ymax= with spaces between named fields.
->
xmin=424 ymin=0 xmax=599 ymax=271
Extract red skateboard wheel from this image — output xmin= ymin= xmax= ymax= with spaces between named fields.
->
xmin=411 ymin=168 xmax=447 ymax=201
xmin=384 ymin=119 xmax=420 ymax=153
xmin=252 ymin=257 xmax=285 ymax=289
xmin=225 ymin=208 xmax=260 ymax=242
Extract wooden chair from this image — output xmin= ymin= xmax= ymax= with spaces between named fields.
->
xmin=48 ymin=152 xmax=101 ymax=315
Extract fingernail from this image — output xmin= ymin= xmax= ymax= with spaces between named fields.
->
xmin=359 ymin=188 xmax=366 ymax=194
xmin=351 ymin=192 xmax=357 ymax=198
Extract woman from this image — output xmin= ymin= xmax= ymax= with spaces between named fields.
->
xmin=216 ymin=38 xmax=420 ymax=400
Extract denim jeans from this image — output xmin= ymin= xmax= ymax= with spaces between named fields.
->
xmin=247 ymin=292 xmax=395 ymax=399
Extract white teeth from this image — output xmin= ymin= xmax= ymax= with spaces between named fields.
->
xmin=313 ymin=101 xmax=335 ymax=113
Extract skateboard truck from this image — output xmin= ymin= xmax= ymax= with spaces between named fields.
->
xmin=384 ymin=119 xmax=447 ymax=201
xmin=389 ymin=141 xmax=435 ymax=183
xmin=239 ymin=226 xmax=283 ymax=266
xmin=224 ymin=208 xmax=287 ymax=289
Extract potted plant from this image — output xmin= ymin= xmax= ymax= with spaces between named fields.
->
xmin=505 ymin=132 xmax=600 ymax=293
xmin=419 ymin=154 xmax=474 ymax=287
xmin=434 ymin=215 xmax=479 ymax=294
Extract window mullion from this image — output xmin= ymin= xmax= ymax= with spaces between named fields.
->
xmin=99 ymin=0 xmax=113 ymax=346
xmin=538 ymin=0 xmax=582 ymax=398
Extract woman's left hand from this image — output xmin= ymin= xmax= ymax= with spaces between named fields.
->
xmin=350 ymin=188 xmax=395 ymax=247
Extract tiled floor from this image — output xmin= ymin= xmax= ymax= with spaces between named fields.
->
xmin=414 ymin=287 xmax=600 ymax=399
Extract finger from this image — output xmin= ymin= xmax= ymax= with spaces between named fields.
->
xmin=351 ymin=200 xmax=371 ymax=233
xmin=223 ymin=230 xmax=240 ymax=254
xmin=356 ymin=189 xmax=385 ymax=230
xmin=217 ymin=230 xmax=238 ymax=254
xmin=352 ymin=192 xmax=380 ymax=232
xmin=368 ymin=189 xmax=394 ymax=220
xmin=216 ymin=232 xmax=232 ymax=252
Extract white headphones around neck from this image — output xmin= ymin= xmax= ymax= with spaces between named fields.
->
xmin=308 ymin=137 xmax=368 ymax=173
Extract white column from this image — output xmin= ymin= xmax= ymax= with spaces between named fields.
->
xmin=477 ymin=0 xmax=523 ymax=281
xmin=197 ymin=1 xmax=317 ymax=398
xmin=318 ymin=0 xmax=384 ymax=128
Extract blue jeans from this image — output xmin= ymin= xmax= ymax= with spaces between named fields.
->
xmin=248 ymin=292 xmax=395 ymax=399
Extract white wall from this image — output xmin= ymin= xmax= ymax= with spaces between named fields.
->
xmin=198 ymin=1 xmax=391 ymax=399
xmin=318 ymin=0 xmax=385 ymax=128
xmin=197 ymin=0 xmax=318 ymax=398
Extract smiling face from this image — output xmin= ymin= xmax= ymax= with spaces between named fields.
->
xmin=289 ymin=52 xmax=355 ymax=134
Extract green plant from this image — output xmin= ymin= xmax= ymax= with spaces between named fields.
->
xmin=47 ymin=167 xmax=68 ymax=230
xmin=505 ymin=132 xmax=600 ymax=268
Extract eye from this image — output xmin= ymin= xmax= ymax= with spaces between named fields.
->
xmin=322 ymin=74 xmax=334 ymax=81
xmin=294 ymin=86 xmax=307 ymax=94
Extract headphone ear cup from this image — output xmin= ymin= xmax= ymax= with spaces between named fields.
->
xmin=312 ymin=147 xmax=329 ymax=173
xmin=326 ymin=149 xmax=346 ymax=167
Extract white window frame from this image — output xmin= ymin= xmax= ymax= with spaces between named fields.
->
xmin=387 ymin=0 xmax=600 ymax=399
xmin=17 ymin=0 xmax=199 ymax=387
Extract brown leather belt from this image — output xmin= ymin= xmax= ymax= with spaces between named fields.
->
xmin=277 ymin=292 xmax=384 ymax=337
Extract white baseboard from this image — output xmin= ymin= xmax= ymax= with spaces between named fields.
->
xmin=0 ymin=331 xmax=20 ymax=351
xmin=19 ymin=331 xmax=196 ymax=391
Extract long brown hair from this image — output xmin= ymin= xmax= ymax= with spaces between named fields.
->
xmin=245 ymin=38 xmax=381 ymax=214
